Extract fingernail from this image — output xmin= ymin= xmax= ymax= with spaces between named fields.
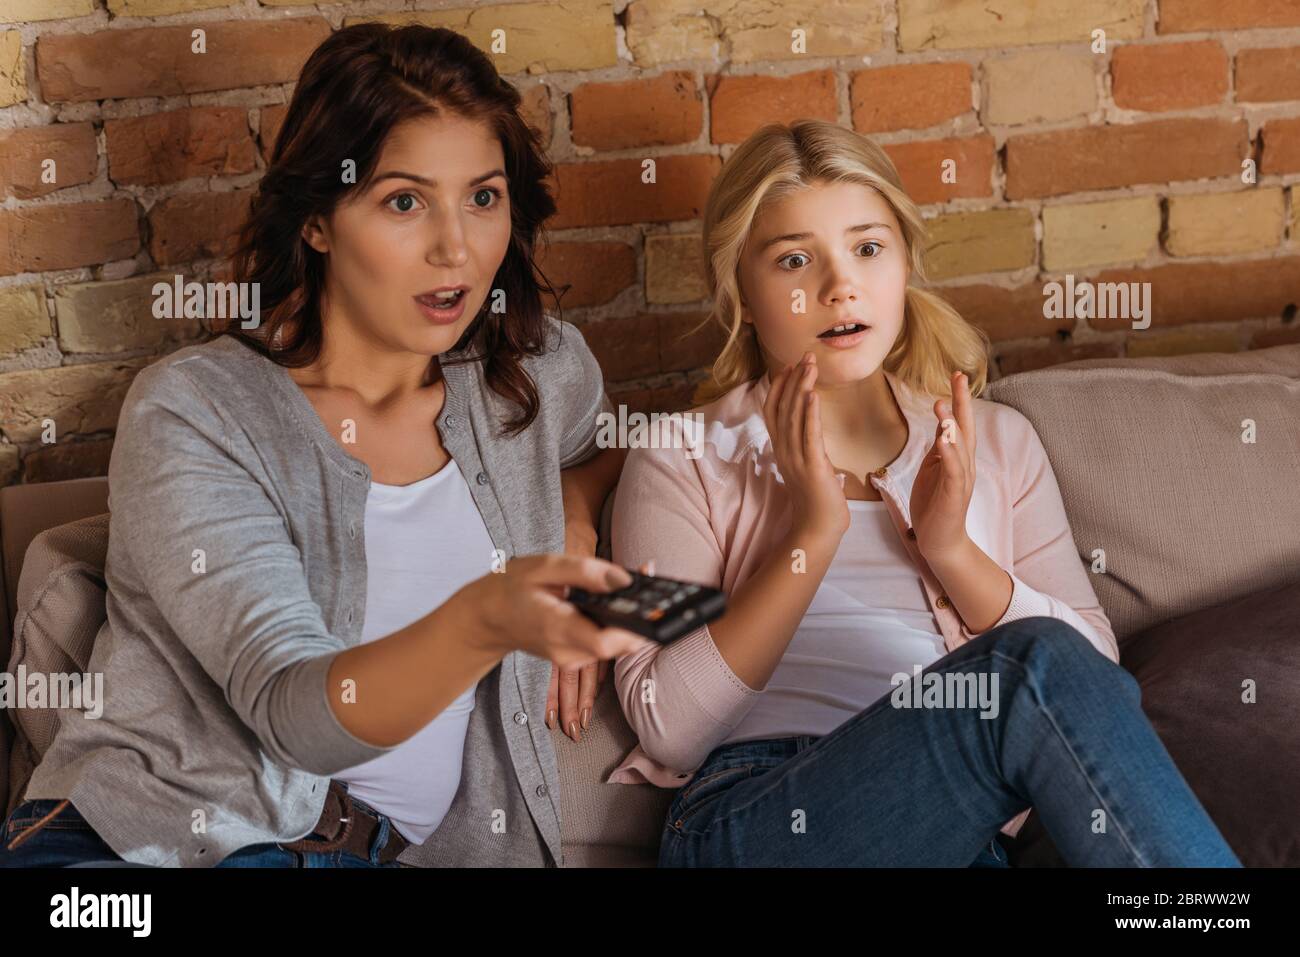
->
xmin=646 ymin=559 xmax=655 ymax=576
xmin=547 ymin=708 xmax=556 ymax=729
xmin=606 ymin=566 xmax=632 ymax=588
xmin=581 ymin=707 xmax=591 ymax=730
xmin=568 ymin=720 xmax=581 ymax=742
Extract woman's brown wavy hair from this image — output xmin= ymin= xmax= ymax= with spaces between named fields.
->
xmin=209 ymin=23 xmax=561 ymax=435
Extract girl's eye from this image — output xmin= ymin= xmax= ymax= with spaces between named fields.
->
xmin=387 ymin=192 xmax=421 ymax=213
xmin=858 ymin=241 xmax=883 ymax=258
xmin=778 ymin=253 xmax=810 ymax=270
xmin=472 ymin=186 xmax=502 ymax=209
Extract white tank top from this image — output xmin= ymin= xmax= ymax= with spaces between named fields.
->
xmin=334 ymin=457 xmax=497 ymax=844
xmin=725 ymin=499 xmax=947 ymax=744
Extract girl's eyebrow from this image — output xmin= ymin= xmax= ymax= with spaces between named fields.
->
xmin=756 ymin=221 xmax=892 ymax=252
xmin=369 ymin=167 xmax=507 ymax=187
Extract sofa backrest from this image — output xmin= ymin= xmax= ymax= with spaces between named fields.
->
xmin=985 ymin=342 xmax=1300 ymax=640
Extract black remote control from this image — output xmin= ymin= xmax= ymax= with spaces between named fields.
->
xmin=568 ymin=570 xmax=726 ymax=644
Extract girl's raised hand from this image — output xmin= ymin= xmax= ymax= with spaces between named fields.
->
xmin=762 ymin=352 xmax=849 ymax=542
xmin=909 ymin=370 xmax=977 ymax=562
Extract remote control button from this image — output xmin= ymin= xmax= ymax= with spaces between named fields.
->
xmin=607 ymin=597 xmax=638 ymax=614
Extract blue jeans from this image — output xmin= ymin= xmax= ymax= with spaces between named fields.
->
xmin=659 ymin=616 xmax=1242 ymax=867
xmin=0 ymin=788 xmax=405 ymax=868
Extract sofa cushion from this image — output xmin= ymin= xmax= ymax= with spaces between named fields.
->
xmin=1120 ymin=577 xmax=1300 ymax=866
xmin=1008 ymin=579 xmax=1300 ymax=868
xmin=4 ymin=513 xmax=109 ymax=818
xmin=985 ymin=343 xmax=1300 ymax=641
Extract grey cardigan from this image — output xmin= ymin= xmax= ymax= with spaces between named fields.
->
xmin=24 ymin=316 xmax=614 ymax=867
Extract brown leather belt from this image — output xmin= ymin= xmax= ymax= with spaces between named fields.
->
xmin=280 ymin=780 xmax=409 ymax=865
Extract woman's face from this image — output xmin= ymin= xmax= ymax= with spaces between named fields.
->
xmin=737 ymin=180 xmax=910 ymax=386
xmin=302 ymin=111 xmax=512 ymax=357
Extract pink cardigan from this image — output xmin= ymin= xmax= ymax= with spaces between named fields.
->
xmin=606 ymin=368 xmax=1120 ymax=839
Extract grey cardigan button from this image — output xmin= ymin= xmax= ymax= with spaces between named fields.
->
xmin=476 ymin=472 xmax=488 ymax=485
xmin=349 ymin=521 xmax=357 ymax=539
xmin=536 ymin=784 xmax=547 ymax=797
xmin=513 ymin=711 xmax=528 ymax=725
xmin=444 ymin=415 xmax=457 ymax=430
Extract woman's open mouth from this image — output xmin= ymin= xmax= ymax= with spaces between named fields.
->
xmin=414 ymin=288 xmax=469 ymax=325
xmin=816 ymin=322 xmax=870 ymax=348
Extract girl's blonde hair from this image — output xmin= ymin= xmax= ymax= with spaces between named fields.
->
xmin=693 ymin=119 xmax=990 ymax=405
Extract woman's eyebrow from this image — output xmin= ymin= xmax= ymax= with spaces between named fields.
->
xmin=756 ymin=222 xmax=892 ymax=252
xmin=369 ymin=167 xmax=507 ymax=187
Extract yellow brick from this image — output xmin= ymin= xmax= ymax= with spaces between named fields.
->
xmin=900 ymin=0 xmax=1143 ymax=52
xmin=983 ymin=50 xmax=1097 ymax=126
xmin=0 ymin=30 xmax=24 ymax=107
xmin=1166 ymin=188 xmax=1286 ymax=257
xmin=54 ymin=273 xmax=201 ymax=355
xmin=0 ymin=284 xmax=49 ymax=357
xmin=0 ymin=357 xmax=149 ymax=444
xmin=105 ymin=0 xmax=230 ymax=16
xmin=924 ymin=208 xmax=1036 ymax=280
xmin=625 ymin=0 xmax=883 ymax=67
xmin=347 ymin=2 xmax=617 ymax=75
xmin=1126 ymin=328 xmax=1239 ymax=358
xmin=645 ymin=234 xmax=707 ymax=304
xmin=1042 ymin=196 xmax=1160 ymax=270
xmin=0 ymin=0 xmax=94 ymax=23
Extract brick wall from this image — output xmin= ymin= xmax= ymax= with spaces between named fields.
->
xmin=2 ymin=0 xmax=1299 ymax=486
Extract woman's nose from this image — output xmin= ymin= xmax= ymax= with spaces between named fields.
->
xmin=426 ymin=213 xmax=470 ymax=268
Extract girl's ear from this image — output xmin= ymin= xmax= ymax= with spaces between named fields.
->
xmin=301 ymin=215 xmax=329 ymax=254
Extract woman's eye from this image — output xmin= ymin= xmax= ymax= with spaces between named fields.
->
xmin=473 ymin=186 xmax=502 ymax=209
xmin=778 ymin=253 xmax=809 ymax=270
xmin=387 ymin=192 xmax=420 ymax=213
xmin=858 ymin=241 xmax=883 ymax=258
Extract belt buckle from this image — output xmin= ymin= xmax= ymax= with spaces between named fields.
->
xmin=282 ymin=780 xmax=356 ymax=854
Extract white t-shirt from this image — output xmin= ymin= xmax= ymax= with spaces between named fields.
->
xmin=334 ymin=458 xmax=497 ymax=844
xmin=726 ymin=499 xmax=947 ymax=744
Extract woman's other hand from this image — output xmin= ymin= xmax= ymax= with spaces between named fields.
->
xmin=762 ymin=352 xmax=849 ymax=543
xmin=910 ymin=370 xmax=977 ymax=563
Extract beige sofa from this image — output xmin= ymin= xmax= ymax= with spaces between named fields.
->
xmin=4 ymin=343 xmax=1299 ymax=866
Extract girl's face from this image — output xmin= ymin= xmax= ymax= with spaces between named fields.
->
xmin=302 ymin=111 xmax=512 ymax=358
xmin=737 ymin=180 xmax=909 ymax=386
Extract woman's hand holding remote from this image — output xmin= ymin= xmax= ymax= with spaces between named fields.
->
xmin=451 ymin=554 xmax=655 ymax=670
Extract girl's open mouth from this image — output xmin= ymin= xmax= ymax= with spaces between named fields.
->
xmin=816 ymin=323 xmax=870 ymax=348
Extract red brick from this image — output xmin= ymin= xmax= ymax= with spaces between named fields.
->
xmin=1087 ymin=258 xmax=1300 ymax=331
xmin=536 ymin=241 xmax=636 ymax=309
xmin=22 ymin=437 xmax=113 ymax=484
xmin=659 ymin=310 xmax=725 ymax=372
xmin=571 ymin=72 xmax=702 ymax=150
xmin=708 ymin=71 xmax=837 ymax=145
xmin=935 ymin=282 xmax=1074 ymax=342
xmin=883 ymin=135 xmax=995 ymax=205
xmin=1159 ymin=0 xmax=1300 ymax=33
xmin=1005 ymin=118 xmax=1246 ymax=199
xmin=107 ymin=107 xmax=256 ymax=186
xmin=995 ymin=341 xmax=1121 ymax=376
xmin=1236 ymin=47 xmax=1300 ymax=103
xmin=0 ymin=122 xmax=97 ymax=199
xmin=581 ymin=314 xmax=661 ymax=381
xmin=1252 ymin=325 xmax=1300 ymax=348
xmin=259 ymin=104 xmax=288 ymax=164
xmin=549 ymin=154 xmax=721 ymax=229
xmin=850 ymin=62 xmax=971 ymax=133
xmin=1260 ymin=117 xmax=1300 ymax=175
xmin=0 ymin=199 xmax=138 ymax=276
xmin=147 ymin=190 xmax=251 ymax=266
xmin=36 ymin=17 xmax=330 ymax=103
xmin=1111 ymin=41 xmax=1228 ymax=111
xmin=609 ymin=379 xmax=698 ymax=414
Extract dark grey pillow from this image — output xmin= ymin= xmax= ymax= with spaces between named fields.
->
xmin=1007 ymin=579 xmax=1300 ymax=867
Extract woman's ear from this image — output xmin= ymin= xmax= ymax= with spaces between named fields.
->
xmin=301 ymin=215 xmax=329 ymax=255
